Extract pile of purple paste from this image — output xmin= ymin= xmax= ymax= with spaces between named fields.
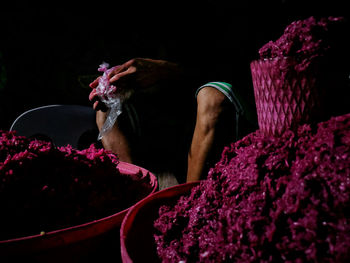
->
xmin=258 ymin=16 xmax=344 ymax=72
xmin=154 ymin=113 xmax=350 ymax=262
xmin=0 ymin=131 xmax=152 ymax=241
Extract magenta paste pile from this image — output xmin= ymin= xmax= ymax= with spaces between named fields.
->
xmin=0 ymin=131 xmax=153 ymax=241
xmin=153 ymin=17 xmax=350 ymax=262
xmin=250 ymin=16 xmax=345 ymax=136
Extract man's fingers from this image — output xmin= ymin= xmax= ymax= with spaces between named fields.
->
xmin=89 ymin=89 xmax=97 ymax=101
xmin=93 ymin=100 xmax=99 ymax=110
xmin=107 ymin=59 xmax=136 ymax=79
xmin=89 ymin=77 xmax=101 ymax=89
xmin=123 ymin=58 xmax=136 ymax=68
xmin=95 ymin=101 xmax=108 ymax=112
xmin=92 ymin=99 xmax=108 ymax=112
xmin=107 ymin=65 xmax=122 ymax=79
xmin=109 ymin=66 xmax=136 ymax=83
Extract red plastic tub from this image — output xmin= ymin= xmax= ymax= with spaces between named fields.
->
xmin=120 ymin=181 xmax=199 ymax=263
xmin=0 ymin=161 xmax=157 ymax=262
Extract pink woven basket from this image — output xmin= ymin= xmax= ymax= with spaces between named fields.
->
xmin=250 ymin=58 xmax=324 ymax=136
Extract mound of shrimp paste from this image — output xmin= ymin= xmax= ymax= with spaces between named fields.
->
xmin=0 ymin=131 xmax=153 ymax=241
xmin=154 ymin=113 xmax=350 ymax=262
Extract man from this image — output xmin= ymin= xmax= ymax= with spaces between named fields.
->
xmin=89 ymin=58 xmax=257 ymax=183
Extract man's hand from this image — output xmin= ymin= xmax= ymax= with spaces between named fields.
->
xmin=89 ymin=58 xmax=181 ymax=110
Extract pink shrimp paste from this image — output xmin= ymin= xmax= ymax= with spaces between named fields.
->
xmin=153 ymin=113 xmax=350 ymax=262
xmin=153 ymin=16 xmax=350 ymax=262
xmin=0 ymin=131 xmax=153 ymax=241
xmin=258 ymin=16 xmax=350 ymax=119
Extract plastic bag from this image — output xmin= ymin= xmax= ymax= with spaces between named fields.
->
xmin=96 ymin=62 xmax=123 ymax=140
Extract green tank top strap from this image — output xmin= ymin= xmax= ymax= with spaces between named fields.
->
xmin=195 ymin=81 xmax=247 ymax=141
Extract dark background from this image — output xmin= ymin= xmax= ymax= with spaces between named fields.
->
xmin=0 ymin=0 xmax=349 ymax=130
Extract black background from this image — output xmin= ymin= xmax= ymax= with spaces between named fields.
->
xmin=0 ymin=0 xmax=348 ymax=130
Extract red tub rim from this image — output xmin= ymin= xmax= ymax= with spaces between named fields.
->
xmin=120 ymin=181 xmax=199 ymax=263
xmin=0 ymin=161 xmax=158 ymax=252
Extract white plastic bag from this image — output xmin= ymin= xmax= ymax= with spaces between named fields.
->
xmin=96 ymin=62 xmax=123 ymax=140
